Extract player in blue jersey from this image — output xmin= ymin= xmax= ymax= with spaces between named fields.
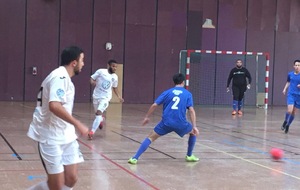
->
xmin=227 ymin=59 xmax=252 ymax=115
xmin=128 ymin=73 xmax=199 ymax=165
xmin=281 ymin=60 xmax=300 ymax=134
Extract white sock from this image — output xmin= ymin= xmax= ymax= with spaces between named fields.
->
xmin=91 ymin=115 xmax=103 ymax=132
xmin=27 ymin=181 xmax=49 ymax=190
xmin=62 ymin=184 xmax=73 ymax=190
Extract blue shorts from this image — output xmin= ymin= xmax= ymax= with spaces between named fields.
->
xmin=287 ymin=94 xmax=300 ymax=109
xmin=154 ymin=121 xmax=193 ymax=137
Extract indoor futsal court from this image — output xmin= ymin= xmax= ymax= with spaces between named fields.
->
xmin=2 ymin=102 xmax=300 ymax=190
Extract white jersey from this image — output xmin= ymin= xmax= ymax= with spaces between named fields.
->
xmin=27 ymin=66 xmax=77 ymax=145
xmin=91 ymin=69 xmax=118 ymax=100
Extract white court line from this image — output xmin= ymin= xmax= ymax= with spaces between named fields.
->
xmin=200 ymin=143 xmax=300 ymax=180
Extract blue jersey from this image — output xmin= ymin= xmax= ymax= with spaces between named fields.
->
xmin=155 ymin=86 xmax=193 ymax=128
xmin=287 ymin=72 xmax=300 ymax=96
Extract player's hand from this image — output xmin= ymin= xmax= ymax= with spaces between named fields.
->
xmin=226 ymin=87 xmax=230 ymax=92
xmin=297 ymin=84 xmax=300 ymax=88
xmin=142 ymin=117 xmax=149 ymax=126
xmin=119 ymin=97 xmax=124 ymax=103
xmin=247 ymin=84 xmax=251 ymax=89
xmin=76 ymin=122 xmax=89 ymax=136
xmin=282 ymin=89 xmax=286 ymax=95
xmin=191 ymin=127 xmax=199 ymax=136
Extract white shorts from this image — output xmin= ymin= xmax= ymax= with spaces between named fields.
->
xmin=93 ymin=98 xmax=109 ymax=113
xmin=38 ymin=140 xmax=84 ymax=174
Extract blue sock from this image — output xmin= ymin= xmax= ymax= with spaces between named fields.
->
xmin=133 ymin=138 xmax=151 ymax=159
xmin=288 ymin=115 xmax=294 ymax=125
xmin=285 ymin=112 xmax=289 ymax=121
xmin=233 ymin=100 xmax=238 ymax=110
xmin=238 ymin=100 xmax=243 ymax=110
xmin=187 ymin=135 xmax=196 ymax=157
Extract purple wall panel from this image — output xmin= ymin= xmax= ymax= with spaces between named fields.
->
xmin=155 ymin=0 xmax=187 ymax=98
xmin=25 ymin=0 xmax=60 ymax=101
xmin=217 ymin=0 xmax=247 ymax=51
xmin=92 ymin=0 xmax=125 ymax=70
xmin=124 ymin=0 xmax=156 ymax=103
xmin=272 ymin=0 xmax=300 ymax=105
xmin=273 ymin=32 xmax=300 ymax=105
xmin=246 ymin=0 xmax=276 ymax=105
xmin=201 ymin=0 xmax=218 ymax=50
xmin=215 ymin=0 xmax=247 ymax=105
xmin=277 ymin=0 xmax=291 ymax=32
xmin=60 ymin=0 xmax=93 ymax=102
xmin=0 ymin=1 xmax=25 ymax=100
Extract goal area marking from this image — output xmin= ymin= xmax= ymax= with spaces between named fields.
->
xmin=182 ymin=50 xmax=270 ymax=109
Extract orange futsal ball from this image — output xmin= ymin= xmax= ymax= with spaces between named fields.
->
xmin=270 ymin=148 xmax=283 ymax=160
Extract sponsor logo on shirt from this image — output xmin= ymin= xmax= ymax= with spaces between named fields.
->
xmin=56 ymin=89 xmax=65 ymax=97
xmin=101 ymin=81 xmax=111 ymax=90
xmin=172 ymin=89 xmax=183 ymax=95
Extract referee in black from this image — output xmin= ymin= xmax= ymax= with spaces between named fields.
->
xmin=226 ymin=59 xmax=252 ymax=115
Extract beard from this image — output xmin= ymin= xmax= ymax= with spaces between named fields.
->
xmin=74 ymin=66 xmax=80 ymax=75
xmin=108 ymin=67 xmax=115 ymax=73
xmin=236 ymin=65 xmax=242 ymax=69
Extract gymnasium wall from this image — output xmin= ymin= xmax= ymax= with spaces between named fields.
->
xmin=0 ymin=0 xmax=299 ymax=105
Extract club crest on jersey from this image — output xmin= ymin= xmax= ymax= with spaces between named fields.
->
xmin=101 ymin=81 xmax=111 ymax=89
xmin=172 ymin=89 xmax=183 ymax=95
xmin=56 ymin=89 xmax=65 ymax=97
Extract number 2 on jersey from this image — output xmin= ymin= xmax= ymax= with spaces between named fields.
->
xmin=171 ymin=96 xmax=180 ymax=109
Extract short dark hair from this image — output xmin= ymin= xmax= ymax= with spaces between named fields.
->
xmin=108 ymin=59 xmax=117 ymax=65
xmin=173 ymin=73 xmax=185 ymax=85
xmin=294 ymin=60 xmax=300 ymax=64
xmin=61 ymin=46 xmax=84 ymax=66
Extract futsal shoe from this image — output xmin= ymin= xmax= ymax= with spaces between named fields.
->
xmin=238 ymin=110 xmax=243 ymax=115
xmin=88 ymin=131 xmax=94 ymax=140
xmin=185 ymin=155 xmax=199 ymax=162
xmin=99 ymin=116 xmax=106 ymax=130
xmin=281 ymin=121 xmax=287 ymax=131
xmin=232 ymin=110 xmax=237 ymax=115
xmin=284 ymin=125 xmax=290 ymax=134
xmin=128 ymin=158 xmax=138 ymax=165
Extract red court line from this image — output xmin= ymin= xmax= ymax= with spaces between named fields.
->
xmin=78 ymin=139 xmax=160 ymax=190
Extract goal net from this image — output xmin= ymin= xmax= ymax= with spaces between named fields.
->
xmin=179 ymin=50 xmax=270 ymax=109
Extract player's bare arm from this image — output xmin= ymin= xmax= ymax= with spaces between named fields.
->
xmin=113 ymin=87 xmax=124 ymax=102
xmin=49 ymin=101 xmax=89 ymax=136
xmin=283 ymin=82 xmax=290 ymax=95
xmin=142 ymin=103 xmax=158 ymax=125
xmin=90 ymin=78 xmax=96 ymax=87
xmin=188 ymin=107 xmax=199 ymax=135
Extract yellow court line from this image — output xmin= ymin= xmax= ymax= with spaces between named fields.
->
xmin=199 ymin=143 xmax=300 ymax=180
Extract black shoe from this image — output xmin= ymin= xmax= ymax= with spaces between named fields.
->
xmin=281 ymin=121 xmax=287 ymax=130
xmin=285 ymin=125 xmax=290 ymax=134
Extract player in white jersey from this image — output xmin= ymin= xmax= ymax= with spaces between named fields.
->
xmin=88 ymin=59 xmax=124 ymax=140
xmin=27 ymin=46 xmax=89 ymax=190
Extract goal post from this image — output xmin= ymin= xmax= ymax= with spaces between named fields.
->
xmin=179 ymin=50 xmax=270 ymax=109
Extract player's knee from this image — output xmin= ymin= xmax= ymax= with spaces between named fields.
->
xmin=65 ymin=173 xmax=78 ymax=187
xmin=95 ymin=110 xmax=103 ymax=115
